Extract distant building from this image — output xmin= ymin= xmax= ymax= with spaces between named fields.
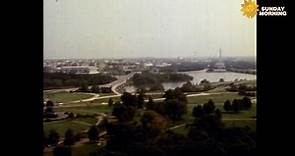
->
xmin=60 ymin=66 xmax=90 ymax=74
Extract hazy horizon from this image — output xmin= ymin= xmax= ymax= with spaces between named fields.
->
xmin=44 ymin=0 xmax=256 ymax=59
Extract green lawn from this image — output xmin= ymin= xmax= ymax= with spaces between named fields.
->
xmin=171 ymin=126 xmax=189 ymax=135
xmin=44 ymin=143 xmax=98 ymax=156
xmin=44 ymin=91 xmax=94 ymax=103
xmin=99 ymin=93 xmax=116 ymax=97
xmin=224 ymin=120 xmax=256 ymax=132
xmin=174 ymin=92 xmax=256 ymax=134
xmin=44 ymin=120 xmax=89 ymax=136
xmin=44 ymin=116 xmax=98 ymax=136
xmin=55 ymin=105 xmax=113 ymax=116
xmin=187 ymin=92 xmax=245 ymax=105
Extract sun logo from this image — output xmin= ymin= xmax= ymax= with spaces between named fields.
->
xmin=241 ymin=0 xmax=259 ymax=19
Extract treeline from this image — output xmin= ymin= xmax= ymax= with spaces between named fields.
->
xmin=77 ymin=84 xmax=112 ymax=93
xmin=130 ymin=72 xmax=193 ymax=92
xmin=44 ymin=72 xmax=117 ymax=89
xmin=179 ymin=79 xmax=213 ymax=92
xmin=223 ymin=97 xmax=252 ymax=113
xmin=227 ymin=83 xmax=256 ymax=97
xmin=225 ymin=60 xmax=256 ymax=69
xmin=160 ymin=62 xmax=207 ymax=72
xmin=111 ymin=89 xmax=188 ymax=122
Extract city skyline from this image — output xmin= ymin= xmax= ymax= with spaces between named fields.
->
xmin=44 ymin=0 xmax=256 ymax=59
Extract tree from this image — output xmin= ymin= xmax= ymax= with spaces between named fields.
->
xmin=146 ymin=96 xmax=154 ymax=110
xmin=78 ymin=83 xmax=89 ymax=92
xmin=64 ymin=129 xmax=75 ymax=146
xmin=121 ymin=92 xmax=137 ymax=107
xmin=192 ymin=105 xmax=204 ymax=118
xmin=241 ymin=96 xmax=252 ymax=110
xmin=180 ymin=81 xmax=194 ymax=92
xmin=162 ymin=89 xmax=187 ymax=120
xmin=200 ymin=79 xmax=210 ymax=85
xmin=232 ymin=99 xmax=241 ymax=113
xmin=68 ymin=112 xmax=75 ymax=120
xmin=88 ymin=126 xmax=99 ymax=143
xmin=215 ymin=109 xmax=222 ymax=121
xmin=43 ymin=131 xmax=48 ymax=149
xmin=223 ymin=100 xmax=232 ymax=112
xmin=53 ymin=145 xmax=72 ymax=156
xmin=141 ymin=111 xmax=167 ymax=137
xmin=137 ymin=91 xmax=145 ymax=109
xmin=164 ymin=99 xmax=186 ymax=120
xmin=108 ymin=98 xmax=114 ymax=107
xmin=48 ymin=130 xmax=60 ymax=146
xmin=90 ymin=85 xmax=100 ymax=93
xmin=46 ymin=100 xmax=54 ymax=107
xmin=112 ymin=102 xmax=136 ymax=122
xmin=203 ymin=99 xmax=215 ymax=114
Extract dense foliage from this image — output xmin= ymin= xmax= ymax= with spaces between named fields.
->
xmin=44 ymin=72 xmax=117 ymax=89
xmin=130 ymin=72 xmax=193 ymax=91
xmin=160 ymin=62 xmax=207 ymax=72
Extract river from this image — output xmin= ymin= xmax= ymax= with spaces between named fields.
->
xmin=124 ymin=69 xmax=256 ymax=93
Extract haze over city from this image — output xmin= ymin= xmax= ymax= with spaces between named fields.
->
xmin=44 ymin=0 xmax=256 ymax=59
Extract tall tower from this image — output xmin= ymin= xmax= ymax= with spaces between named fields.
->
xmin=219 ymin=48 xmax=222 ymax=60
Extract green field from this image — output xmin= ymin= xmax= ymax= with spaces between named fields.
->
xmin=172 ymin=119 xmax=256 ymax=136
xmin=99 ymin=93 xmax=116 ymax=96
xmin=44 ymin=117 xmax=97 ymax=136
xmin=173 ymin=92 xmax=256 ymax=134
xmin=44 ymin=144 xmax=98 ymax=156
xmin=223 ymin=120 xmax=256 ymax=132
xmin=187 ymin=92 xmax=245 ymax=105
xmin=55 ymin=105 xmax=113 ymax=116
xmin=44 ymin=91 xmax=94 ymax=103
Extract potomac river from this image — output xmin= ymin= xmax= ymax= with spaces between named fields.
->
xmin=124 ymin=69 xmax=256 ymax=93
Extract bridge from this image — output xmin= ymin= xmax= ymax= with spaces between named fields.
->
xmin=110 ymin=72 xmax=138 ymax=95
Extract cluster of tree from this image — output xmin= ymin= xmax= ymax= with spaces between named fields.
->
xmin=145 ymin=89 xmax=188 ymax=121
xmin=44 ymin=127 xmax=98 ymax=156
xmin=223 ymin=97 xmax=252 ymax=113
xmin=227 ymin=83 xmax=256 ymax=92
xmin=238 ymin=90 xmax=256 ymax=96
xmin=112 ymin=92 xmax=145 ymax=122
xmin=179 ymin=79 xmax=212 ymax=92
xmin=77 ymin=84 xmax=112 ymax=93
xmin=44 ymin=126 xmax=100 ymax=152
xmin=160 ymin=62 xmax=207 ymax=72
xmin=224 ymin=60 xmax=256 ymax=69
xmin=162 ymin=89 xmax=188 ymax=120
xmin=95 ymin=112 xmax=255 ymax=156
xmin=44 ymin=72 xmax=116 ymax=89
xmin=105 ymin=110 xmax=169 ymax=154
xmin=191 ymin=100 xmax=223 ymax=134
xmin=44 ymin=129 xmax=81 ymax=148
xmin=92 ymin=92 xmax=255 ymax=156
xmin=44 ymin=100 xmax=57 ymax=118
xmin=131 ymin=72 xmax=193 ymax=91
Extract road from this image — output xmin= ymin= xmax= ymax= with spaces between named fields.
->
xmin=111 ymin=72 xmax=137 ymax=95
xmin=56 ymin=91 xmax=254 ymax=108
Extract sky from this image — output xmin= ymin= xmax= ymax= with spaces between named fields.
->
xmin=44 ymin=0 xmax=256 ymax=59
